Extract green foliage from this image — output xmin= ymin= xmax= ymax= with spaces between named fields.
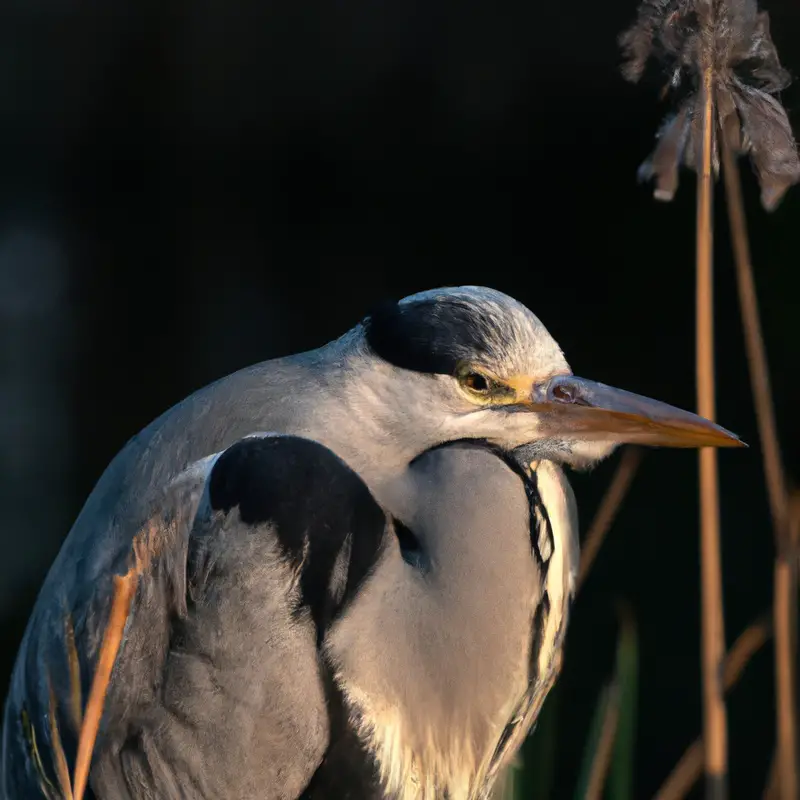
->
xmin=492 ymin=608 xmax=639 ymax=800
xmin=491 ymin=684 xmax=560 ymax=800
xmin=573 ymin=681 xmax=618 ymax=800
xmin=609 ymin=606 xmax=639 ymax=800
xmin=572 ymin=607 xmax=639 ymax=800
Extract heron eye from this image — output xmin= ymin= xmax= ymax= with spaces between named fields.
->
xmin=462 ymin=372 xmax=490 ymax=393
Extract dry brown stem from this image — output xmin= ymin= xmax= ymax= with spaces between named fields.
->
xmin=72 ymin=570 xmax=139 ymax=800
xmin=653 ymin=616 xmax=772 ymax=800
xmin=47 ymin=679 xmax=73 ymax=800
xmin=585 ymin=683 xmax=622 ymax=800
xmin=719 ymin=133 xmax=788 ymax=538
xmin=70 ymin=513 xmax=172 ymax=799
xmin=765 ymin=753 xmax=780 ymax=800
xmin=773 ymin=556 xmax=799 ymax=800
xmin=696 ymin=61 xmax=728 ymax=799
xmin=577 ymin=447 xmax=644 ymax=592
xmin=720 ymin=126 xmax=798 ymax=800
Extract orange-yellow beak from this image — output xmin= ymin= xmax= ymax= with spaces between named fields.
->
xmin=509 ymin=374 xmax=744 ymax=448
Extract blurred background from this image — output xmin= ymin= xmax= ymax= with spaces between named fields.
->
xmin=1 ymin=0 xmax=799 ymax=796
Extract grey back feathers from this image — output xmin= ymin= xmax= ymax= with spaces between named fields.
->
xmin=91 ymin=435 xmax=388 ymax=799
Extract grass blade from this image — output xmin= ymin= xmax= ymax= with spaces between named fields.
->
xmin=574 ymin=681 xmax=620 ymax=800
xmin=574 ymin=608 xmax=638 ymax=800
xmin=520 ymin=682 xmax=561 ymax=800
xmin=609 ymin=604 xmax=639 ymax=800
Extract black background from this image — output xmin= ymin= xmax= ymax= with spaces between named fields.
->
xmin=1 ymin=0 xmax=799 ymax=796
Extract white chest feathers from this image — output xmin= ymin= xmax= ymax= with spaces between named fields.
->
xmin=325 ymin=451 xmax=579 ymax=800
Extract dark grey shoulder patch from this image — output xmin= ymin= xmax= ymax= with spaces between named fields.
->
xmin=208 ymin=435 xmax=388 ymax=641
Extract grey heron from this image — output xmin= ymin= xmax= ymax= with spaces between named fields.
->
xmin=1 ymin=286 xmax=742 ymax=800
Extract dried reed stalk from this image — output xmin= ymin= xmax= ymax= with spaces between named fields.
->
xmin=653 ymin=615 xmax=772 ymax=800
xmin=620 ymin=0 xmax=800 ymax=793
xmin=577 ymin=447 xmax=644 ymax=592
xmin=719 ymin=98 xmax=798 ymax=800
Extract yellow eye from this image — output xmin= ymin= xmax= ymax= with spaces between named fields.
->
xmin=456 ymin=364 xmax=498 ymax=399
xmin=456 ymin=364 xmax=516 ymax=404
xmin=462 ymin=371 xmax=490 ymax=393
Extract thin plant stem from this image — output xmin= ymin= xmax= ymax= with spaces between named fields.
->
xmin=654 ymin=744 xmax=705 ymax=800
xmin=789 ymin=492 xmax=798 ymax=661
xmin=70 ymin=515 xmax=172 ymax=799
xmin=585 ymin=683 xmax=622 ymax=800
xmin=577 ymin=447 xmax=644 ymax=592
xmin=653 ymin=616 xmax=772 ymax=800
xmin=720 ymin=129 xmax=798 ymax=800
xmin=47 ymin=679 xmax=73 ymax=800
xmin=696 ymin=62 xmax=728 ymax=799
xmin=773 ymin=556 xmax=799 ymax=800
xmin=719 ymin=127 xmax=788 ymax=540
xmin=765 ymin=752 xmax=780 ymax=800
xmin=73 ymin=569 xmax=139 ymax=800
xmin=769 ymin=493 xmax=800 ymax=800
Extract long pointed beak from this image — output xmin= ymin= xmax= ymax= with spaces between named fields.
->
xmin=524 ymin=374 xmax=744 ymax=448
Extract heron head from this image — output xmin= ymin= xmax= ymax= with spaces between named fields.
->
xmin=355 ymin=286 xmax=743 ymax=469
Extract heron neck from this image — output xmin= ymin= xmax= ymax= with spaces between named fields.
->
xmin=285 ymin=343 xmax=441 ymax=493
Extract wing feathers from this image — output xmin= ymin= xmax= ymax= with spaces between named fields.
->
xmin=3 ymin=433 xmax=389 ymax=800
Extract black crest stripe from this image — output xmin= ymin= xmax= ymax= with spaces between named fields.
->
xmin=363 ymin=296 xmax=501 ymax=375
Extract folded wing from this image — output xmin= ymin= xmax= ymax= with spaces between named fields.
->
xmin=3 ymin=433 xmax=390 ymax=800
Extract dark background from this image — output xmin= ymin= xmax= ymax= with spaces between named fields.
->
xmin=1 ymin=0 xmax=799 ymax=796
